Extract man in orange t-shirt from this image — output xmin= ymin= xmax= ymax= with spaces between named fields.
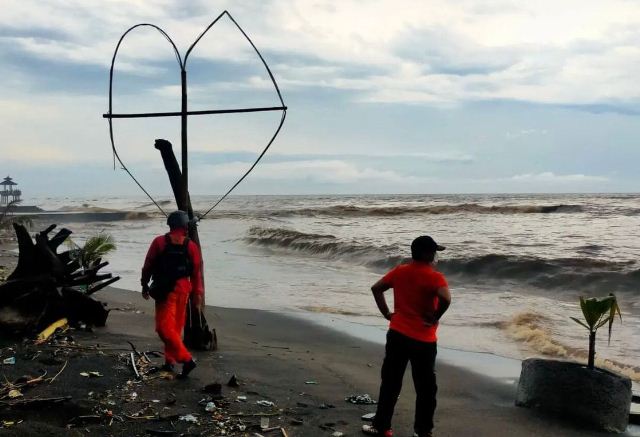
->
xmin=363 ymin=236 xmax=451 ymax=437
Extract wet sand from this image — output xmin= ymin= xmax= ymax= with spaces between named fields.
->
xmin=97 ymin=287 xmax=607 ymax=436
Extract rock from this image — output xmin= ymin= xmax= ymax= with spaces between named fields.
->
xmin=203 ymin=382 xmax=222 ymax=398
xmin=516 ymin=358 xmax=632 ymax=433
xmin=227 ymin=374 xmax=239 ymax=388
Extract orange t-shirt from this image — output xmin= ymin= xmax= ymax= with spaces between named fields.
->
xmin=383 ymin=262 xmax=448 ymax=343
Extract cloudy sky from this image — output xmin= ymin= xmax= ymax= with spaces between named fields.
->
xmin=2 ymin=0 xmax=640 ymax=197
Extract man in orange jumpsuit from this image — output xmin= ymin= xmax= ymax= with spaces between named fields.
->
xmin=141 ymin=210 xmax=203 ymax=377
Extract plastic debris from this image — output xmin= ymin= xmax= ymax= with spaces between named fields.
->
xmin=35 ymin=318 xmax=68 ymax=344
xmin=178 ymin=414 xmax=198 ymax=424
xmin=1 ymin=420 xmax=21 ymax=428
xmin=260 ymin=417 xmax=270 ymax=430
xmin=8 ymin=389 xmax=22 ymax=399
xmin=2 ymin=357 xmax=15 ymax=365
xmin=256 ymin=400 xmax=275 ymax=407
xmin=80 ymin=371 xmax=103 ymax=378
xmin=236 ymin=396 xmax=247 ymax=402
xmin=345 ymin=394 xmax=377 ymax=405
xmin=361 ymin=412 xmax=376 ymax=421
xmin=332 ymin=432 xmax=344 ymax=437
xmin=205 ymin=402 xmax=216 ymax=412
xmin=304 ymin=381 xmax=318 ymax=385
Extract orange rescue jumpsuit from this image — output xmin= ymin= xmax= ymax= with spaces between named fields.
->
xmin=141 ymin=228 xmax=203 ymax=364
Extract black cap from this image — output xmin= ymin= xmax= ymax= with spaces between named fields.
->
xmin=411 ymin=235 xmax=445 ymax=256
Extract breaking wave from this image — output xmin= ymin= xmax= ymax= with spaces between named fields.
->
xmin=269 ymin=203 xmax=584 ymax=218
xmin=245 ymin=226 xmax=406 ymax=270
xmin=246 ymin=227 xmax=640 ymax=294
xmin=441 ymin=254 xmax=640 ymax=294
xmin=496 ymin=312 xmax=640 ymax=381
xmin=35 ymin=206 xmax=154 ymax=222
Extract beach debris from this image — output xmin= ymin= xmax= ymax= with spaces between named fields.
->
xmin=260 ymin=416 xmax=270 ymax=429
xmin=319 ymin=403 xmax=335 ymax=409
xmin=332 ymin=432 xmax=344 ymax=437
xmin=68 ymin=415 xmax=104 ymax=425
xmin=0 ymin=224 xmax=119 ymax=334
xmin=35 ymin=318 xmax=69 ymax=344
xmin=304 ymin=381 xmax=318 ymax=385
xmin=0 ymin=395 xmax=71 ymax=408
xmin=1 ymin=419 xmax=23 ymax=428
xmin=361 ymin=412 xmax=376 ymax=421
xmin=7 ymin=389 xmax=22 ymax=398
xmin=130 ymin=352 xmax=141 ymax=379
xmin=178 ymin=414 xmax=198 ymax=424
xmin=281 ymin=427 xmax=289 ymax=437
xmin=256 ymin=400 xmax=275 ymax=407
xmin=205 ymin=401 xmax=217 ymax=412
xmin=236 ymin=396 xmax=247 ymax=402
xmin=2 ymin=357 xmax=15 ymax=365
xmin=227 ymin=374 xmax=239 ymax=387
xmin=48 ymin=359 xmax=68 ymax=384
xmin=146 ymin=430 xmax=177 ymax=436
xmin=345 ymin=394 xmax=377 ymax=405
xmin=79 ymin=371 xmax=103 ymax=377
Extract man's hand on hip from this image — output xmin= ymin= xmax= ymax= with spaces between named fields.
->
xmin=423 ymin=314 xmax=439 ymax=327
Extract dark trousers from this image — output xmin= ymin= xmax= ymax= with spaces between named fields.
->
xmin=373 ymin=329 xmax=437 ymax=435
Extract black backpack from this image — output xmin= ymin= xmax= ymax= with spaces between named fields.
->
xmin=149 ymin=234 xmax=193 ymax=301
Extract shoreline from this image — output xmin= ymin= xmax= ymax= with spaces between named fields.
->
xmin=96 ymin=287 xmax=621 ymax=436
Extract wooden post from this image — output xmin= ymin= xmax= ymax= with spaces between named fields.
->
xmin=181 ymin=68 xmax=189 ymax=214
xmin=154 ymin=139 xmax=216 ymax=351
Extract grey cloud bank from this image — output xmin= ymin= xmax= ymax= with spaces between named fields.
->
xmin=1 ymin=0 xmax=639 ymax=195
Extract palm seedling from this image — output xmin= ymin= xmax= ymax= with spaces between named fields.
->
xmin=570 ymin=294 xmax=622 ymax=370
xmin=66 ymin=232 xmax=116 ymax=268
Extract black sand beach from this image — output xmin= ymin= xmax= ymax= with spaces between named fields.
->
xmin=0 ymin=271 xmax=613 ymax=436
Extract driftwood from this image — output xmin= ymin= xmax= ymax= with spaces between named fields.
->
xmin=0 ymin=223 xmax=119 ymax=333
xmin=155 ymin=139 xmax=216 ymax=351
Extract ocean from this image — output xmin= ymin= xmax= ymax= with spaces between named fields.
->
xmin=25 ymin=193 xmax=640 ymax=380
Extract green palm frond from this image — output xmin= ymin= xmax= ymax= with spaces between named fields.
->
xmin=575 ymin=294 xmax=622 ymax=339
xmin=570 ymin=317 xmax=590 ymax=330
xmin=81 ymin=233 xmax=116 ymax=266
xmin=573 ymin=294 xmax=623 ymax=369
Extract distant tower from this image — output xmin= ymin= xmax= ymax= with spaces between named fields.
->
xmin=0 ymin=176 xmax=21 ymax=205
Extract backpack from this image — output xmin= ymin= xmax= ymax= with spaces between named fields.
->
xmin=149 ymin=234 xmax=193 ymax=301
